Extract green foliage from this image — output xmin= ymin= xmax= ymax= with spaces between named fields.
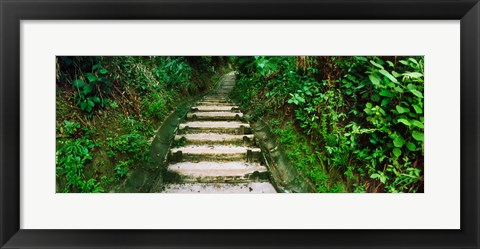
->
xmin=121 ymin=116 xmax=149 ymax=134
xmin=72 ymin=63 xmax=113 ymax=113
xmin=344 ymin=57 xmax=424 ymax=192
xmin=143 ymin=91 xmax=171 ymax=120
xmin=106 ymin=131 xmax=150 ymax=161
xmin=330 ymin=183 xmax=345 ymax=193
xmin=156 ymin=57 xmax=193 ymax=89
xmin=115 ymin=160 xmax=132 ymax=179
xmin=56 ymin=121 xmax=104 ymax=193
xmin=56 ymin=56 xmax=225 ymax=193
xmin=271 ymin=120 xmax=334 ymax=192
xmin=133 ymin=56 xmax=197 ymax=95
xmin=62 ymin=56 xmax=199 ymax=116
xmin=232 ymin=56 xmax=424 ymax=193
xmin=109 ymin=100 xmax=119 ymax=110
xmin=63 ymin=120 xmax=80 ymax=135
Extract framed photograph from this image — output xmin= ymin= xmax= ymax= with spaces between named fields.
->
xmin=1 ymin=0 xmax=478 ymax=248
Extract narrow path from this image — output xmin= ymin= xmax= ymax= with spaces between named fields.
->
xmin=163 ymin=72 xmax=277 ymax=193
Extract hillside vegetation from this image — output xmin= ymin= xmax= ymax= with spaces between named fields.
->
xmin=56 ymin=56 xmax=424 ymax=193
xmin=56 ymin=56 xmax=227 ymax=192
xmin=231 ymin=56 xmax=424 ymax=192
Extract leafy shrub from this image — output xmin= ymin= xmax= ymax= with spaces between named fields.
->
xmin=232 ymin=56 xmax=424 ymax=193
xmin=143 ymin=91 xmax=170 ymax=120
xmin=115 ymin=160 xmax=132 ymax=179
xmin=107 ymin=131 xmax=150 ymax=160
xmin=155 ymin=57 xmax=194 ymax=94
xmin=56 ymin=121 xmax=104 ymax=193
xmin=62 ymin=120 xmax=80 ymax=135
xmin=72 ymin=63 xmax=113 ymax=113
xmin=56 ymin=56 xmax=225 ymax=193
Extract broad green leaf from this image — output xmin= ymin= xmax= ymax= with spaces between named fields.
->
xmin=387 ymin=61 xmax=395 ymax=67
xmin=396 ymin=105 xmax=410 ymax=114
xmin=381 ymin=98 xmax=390 ymax=107
xmin=87 ymin=100 xmax=95 ymax=107
xmin=410 ymin=89 xmax=424 ymax=98
xmin=408 ymin=58 xmax=419 ymax=66
xmin=378 ymin=107 xmax=386 ymax=116
xmin=366 ymin=102 xmax=373 ymax=109
xmin=412 ymin=104 xmax=423 ymax=114
xmin=379 ymin=90 xmax=393 ymax=97
xmin=91 ymin=96 xmax=101 ymax=103
xmin=86 ymin=73 xmax=97 ymax=83
xmin=393 ymin=135 xmax=405 ymax=148
xmin=297 ymin=96 xmax=305 ymax=103
xmin=80 ymin=101 xmax=87 ymax=110
xmin=402 ymin=72 xmax=423 ymax=78
xmin=369 ymin=75 xmax=380 ymax=86
xmin=395 ymin=86 xmax=404 ymax=93
xmin=411 ymin=120 xmax=424 ymax=129
xmin=370 ymin=60 xmax=384 ymax=69
xmin=73 ymin=79 xmax=85 ymax=88
xmin=393 ymin=148 xmax=402 ymax=157
xmin=406 ymin=142 xmax=417 ymax=151
xmin=379 ymin=69 xmax=398 ymax=83
xmin=370 ymin=173 xmax=386 ymax=183
xmin=83 ymin=84 xmax=93 ymax=95
xmin=412 ymin=131 xmax=424 ymax=141
xmin=397 ymin=119 xmax=411 ymax=126
xmin=99 ymin=68 xmax=108 ymax=74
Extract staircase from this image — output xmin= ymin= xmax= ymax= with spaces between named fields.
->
xmin=163 ymin=72 xmax=277 ymax=193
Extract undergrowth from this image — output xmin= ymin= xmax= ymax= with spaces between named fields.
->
xmin=231 ymin=56 xmax=424 ymax=193
xmin=56 ymin=56 xmax=227 ymax=192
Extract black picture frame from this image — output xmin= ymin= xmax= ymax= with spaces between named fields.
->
xmin=1 ymin=0 xmax=479 ymax=248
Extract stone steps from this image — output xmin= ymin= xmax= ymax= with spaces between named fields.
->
xmin=175 ymin=133 xmax=254 ymax=145
xmin=163 ymin=182 xmax=277 ymax=193
xmin=167 ymin=161 xmax=269 ymax=183
xmin=215 ymin=91 xmax=232 ymax=94
xmin=186 ymin=111 xmax=243 ymax=121
xmin=178 ymin=121 xmax=251 ymax=134
xmin=202 ymin=97 xmax=231 ymax=100
xmin=196 ymin=101 xmax=234 ymax=106
xmin=163 ymin=71 xmax=276 ymax=193
xmin=191 ymin=105 xmax=240 ymax=112
xmin=170 ymin=145 xmax=261 ymax=162
xmin=203 ymin=98 xmax=230 ymax=101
